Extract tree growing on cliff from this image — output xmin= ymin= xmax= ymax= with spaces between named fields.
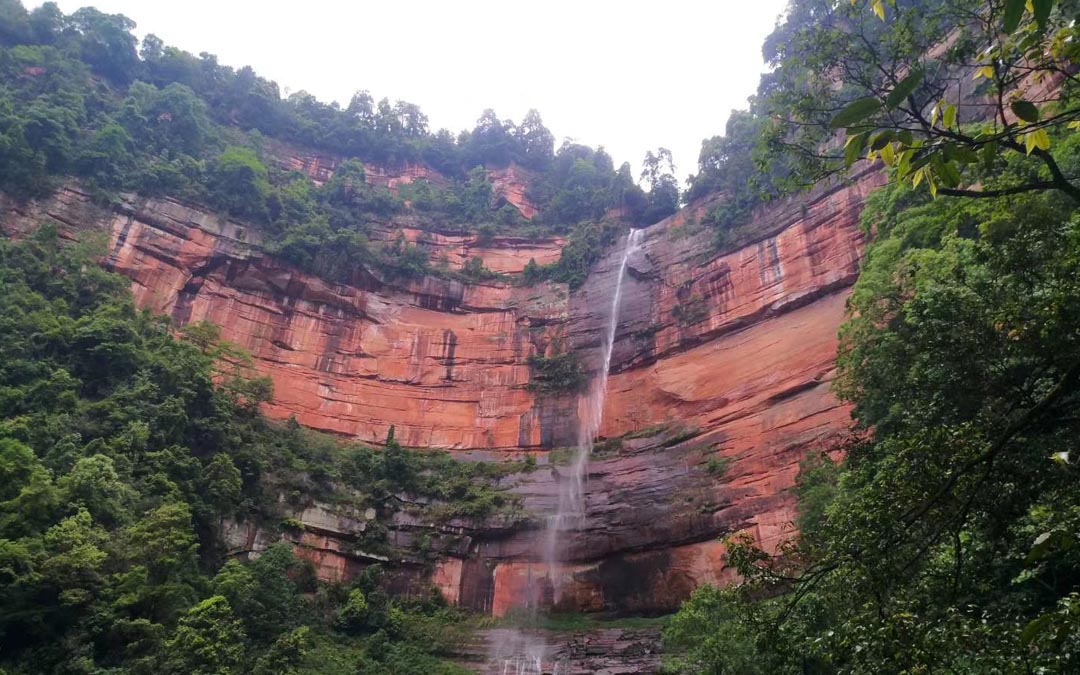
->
xmin=526 ymin=352 xmax=587 ymax=394
xmin=0 ymin=0 xmax=30 ymax=45
xmin=515 ymin=109 xmax=555 ymax=171
xmin=640 ymin=147 xmax=680 ymax=224
xmin=664 ymin=146 xmax=1080 ymax=672
xmin=209 ymin=146 xmax=271 ymax=221
xmin=163 ymin=596 xmax=247 ymax=675
xmin=765 ymin=0 xmax=1080 ymax=200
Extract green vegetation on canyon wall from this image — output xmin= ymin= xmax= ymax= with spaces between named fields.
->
xmin=0 ymin=0 xmax=685 ymax=290
xmin=664 ymin=0 xmax=1080 ymax=672
xmin=3 ymin=0 xmax=1080 ymax=672
xmin=0 ymin=226 xmax=513 ymax=673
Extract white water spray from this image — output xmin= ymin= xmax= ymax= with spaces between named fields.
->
xmin=488 ymin=627 xmax=566 ymax=675
xmin=545 ymin=228 xmax=644 ymax=580
xmin=492 ymin=229 xmax=643 ymax=674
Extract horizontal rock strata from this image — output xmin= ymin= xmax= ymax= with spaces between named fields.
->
xmin=1 ymin=164 xmax=885 ymax=615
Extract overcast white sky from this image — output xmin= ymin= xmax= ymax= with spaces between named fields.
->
xmin=36 ymin=0 xmax=788 ymax=181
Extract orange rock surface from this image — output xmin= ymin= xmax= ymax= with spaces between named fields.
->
xmin=1 ymin=164 xmax=885 ymax=615
xmin=486 ymin=164 xmax=540 ymax=219
xmin=373 ymin=224 xmax=565 ymax=274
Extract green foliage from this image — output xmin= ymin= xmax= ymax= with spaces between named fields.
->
xmin=684 ymin=106 xmax=790 ymax=247
xmin=0 ymin=0 xmax=31 ymax=46
xmin=458 ymin=255 xmax=504 ymax=283
xmin=521 ymin=257 xmax=542 ymax=285
xmin=792 ymin=452 xmax=838 ymax=550
xmin=0 ymin=229 xmax=508 ymax=673
xmin=209 ymin=146 xmax=271 ymax=221
xmin=251 ymin=626 xmax=311 ymax=675
xmin=319 ymin=160 xmax=400 ymax=223
xmin=375 ymin=234 xmax=432 ymax=282
xmin=704 ymin=456 xmax=729 ymax=477
xmin=531 ymin=143 xmax=648 ymax=229
xmin=546 ymin=446 xmax=576 ymax=467
xmin=665 ymin=139 xmax=1080 ymax=672
xmin=119 ymin=81 xmax=212 ymax=158
xmin=0 ymin=1 xmax=674 ymax=296
xmin=663 ymin=585 xmax=773 ymax=675
xmin=661 ymin=424 xmax=701 ymax=448
xmin=457 ymin=108 xmax=553 ymax=172
xmin=267 ymin=218 xmax=372 ymax=284
xmin=526 ymin=352 xmax=587 ymax=394
xmin=353 ymin=640 xmax=471 ymax=675
xmin=523 ymin=219 xmax=623 ymax=289
xmin=639 ymin=147 xmax=680 ymax=224
xmin=336 ymin=589 xmax=370 ymax=634
xmin=213 ymin=544 xmax=311 ymax=644
xmin=163 ymin=596 xmax=247 ymax=675
xmin=765 ymin=0 xmax=1080 ymax=201
xmin=683 ymin=0 xmax=1080 ymax=248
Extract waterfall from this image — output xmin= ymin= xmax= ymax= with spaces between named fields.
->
xmin=546 ymin=227 xmax=644 ymax=583
xmin=487 ymin=627 xmax=566 ymax=675
xmin=491 ymin=228 xmax=643 ymax=674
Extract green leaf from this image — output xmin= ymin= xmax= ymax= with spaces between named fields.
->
xmin=930 ymin=99 xmax=944 ymax=127
xmin=830 ymin=98 xmax=882 ymax=130
xmin=1026 ymin=529 xmax=1075 ymax=563
xmin=943 ymin=104 xmax=957 ymax=129
xmin=1021 ymin=615 xmax=1054 ymax=645
xmin=1011 ymin=100 xmax=1040 ymax=123
xmin=880 ymin=142 xmax=896 ymax=166
xmin=885 ymin=70 xmax=924 ymax=110
xmin=1025 ymin=128 xmax=1051 ymax=154
xmin=1032 ymin=0 xmax=1054 ymax=29
xmin=870 ymin=130 xmax=895 ymax=151
xmin=1027 ymin=531 xmax=1056 ymax=563
xmin=936 ymin=159 xmax=962 ymax=188
xmin=1003 ymin=0 xmax=1026 ymax=33
xmin=844 ymin=131 xmax=869 ymax=168
xmin=943 ymin=143 xmax=979 ymax=164
xmin=897 ymin=148 xmax=914 ymax=176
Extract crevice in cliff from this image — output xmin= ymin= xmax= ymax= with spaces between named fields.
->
xmin=172 ymin=256 xmax=232 ymax=326
xmin=763 ymin=377 xmax=825 ymax=405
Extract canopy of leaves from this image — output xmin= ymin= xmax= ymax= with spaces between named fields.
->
xmin=0 ymin=0 xmax=681 ymax=291
xmin=663 ymin=133 xmax=1080 ymax=673
xmin=761 ymin=0 xmax=1080 ymax=201
xmin=0 ymin=226 xmax=503 ymax=673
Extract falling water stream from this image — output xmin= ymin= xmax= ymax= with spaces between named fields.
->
xmin=546 ymin=227 xmax=644 ymax=566
xmin=492 ymin=229 xmax=644 ymax=675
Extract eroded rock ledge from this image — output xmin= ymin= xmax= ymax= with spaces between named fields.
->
xmin=1 ymin=165 xmax=884 ymax=615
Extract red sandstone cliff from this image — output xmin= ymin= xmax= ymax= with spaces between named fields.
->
xmin=1 ymin=161 xmax=884 ymax=616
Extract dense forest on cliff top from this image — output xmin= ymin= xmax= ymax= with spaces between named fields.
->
xmin=1 ymin=0 xmax=1080 ymax=673
xmin=0 ymin=0 xmax=691 ymax=290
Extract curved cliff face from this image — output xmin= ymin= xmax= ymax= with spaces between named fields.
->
xmin=1 ymin=163 xmax=884 ymax=616
xmin=3 ymin=184 xmax=578 ymax=450
xmin=484 ymin=167 xmax=885 ymax=614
